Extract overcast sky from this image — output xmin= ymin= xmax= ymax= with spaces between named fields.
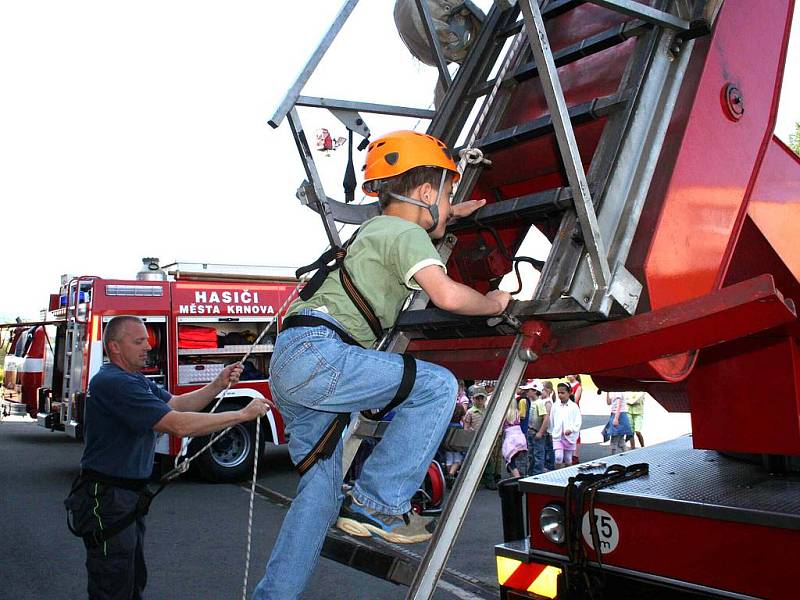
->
xmin=1 ymin=1 xmax=798 ymax=320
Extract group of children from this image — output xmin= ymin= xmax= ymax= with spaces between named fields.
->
xmin=442 ymin=376 xmax=585 ymax=486
xmin=506 ymin=377 xmax=583 ymax=477
xmin=604 ymin=390 xmax=646 ymax=453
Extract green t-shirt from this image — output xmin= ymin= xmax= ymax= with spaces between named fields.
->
xmin=626 ymin=392 xmax=645 ymax=416
xmin=286 ymin=215 xmax=445 ymax=347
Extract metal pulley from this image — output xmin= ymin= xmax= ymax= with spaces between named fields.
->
xmin=393 ymin=0 xmax=484 ymax=66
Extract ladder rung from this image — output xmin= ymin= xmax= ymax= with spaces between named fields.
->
xmin=351 ymin=419 xmax=475 ymax=452
xmin=475 ymin=91 xmax=628 ymax=154
xmin=321 ymin=531 xmax=415 ymax=586
xmin=449 ymin=187 xmax=573 ymax=232
xmin=496 ymin=0 xmax=585 ymax=39
xmin=395 ymin=308 xmax=522 ymax=339
xmin=473 ymin=19 xmax=651 ymax=98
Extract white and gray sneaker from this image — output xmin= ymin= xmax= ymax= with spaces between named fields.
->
xmin=336 ymin=493 xmax=436 ymax=544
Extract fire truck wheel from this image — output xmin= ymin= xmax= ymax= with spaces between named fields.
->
xmin=190 ymin=401 xmax=267 ymax=483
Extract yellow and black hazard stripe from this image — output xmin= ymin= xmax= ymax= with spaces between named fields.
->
xmin=496 ymin=556 xmax=561 ymax=598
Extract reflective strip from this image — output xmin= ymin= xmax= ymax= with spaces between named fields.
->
xmin=92 ymin=483 xmax=107 ymax=556
xmin=528 ymin=565 xmax=560 ymax=597
xmin=496 ymin=556 xmax=561 ymax=599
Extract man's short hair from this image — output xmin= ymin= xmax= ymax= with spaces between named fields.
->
xmin=103 ymin=315 xmax=144 ymax=353
xmin=377 ymin=166 xmax=453 ymax=209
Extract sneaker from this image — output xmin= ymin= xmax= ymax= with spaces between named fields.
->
xmin=336 ymin=493 xmax=436 ymax=544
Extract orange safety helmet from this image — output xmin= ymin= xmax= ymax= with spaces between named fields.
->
xmin=362 ymin=130 xmax=460 ymax=196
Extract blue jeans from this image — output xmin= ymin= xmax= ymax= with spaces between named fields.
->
xmin=528 ymin=432 xmax=554 ymax=475
xmin=545 ymin=433 xmax=555 ymax=470
xmin=252 ymin=310 xmax=456 ymax=600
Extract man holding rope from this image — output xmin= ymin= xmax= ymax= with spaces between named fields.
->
xmin=65 ymin=315 xmax=270 ymax=600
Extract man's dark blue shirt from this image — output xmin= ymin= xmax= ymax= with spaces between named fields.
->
xmin=81 ymin=363 xmax=172 ymax=479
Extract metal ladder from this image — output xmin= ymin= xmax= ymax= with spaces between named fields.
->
xmin=269 ymin=1 xmax=722 ymax=597
xmin=61 ymin=276 xmax=94 ymax=436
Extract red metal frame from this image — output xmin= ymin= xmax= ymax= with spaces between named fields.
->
xmin=406 ymin=0 xmax=800 ymax=458
xmin=525 ymin=494 xmax=798 ymax=599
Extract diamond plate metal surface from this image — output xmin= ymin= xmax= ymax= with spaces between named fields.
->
xmin=520 ymin=435 xmax=800 ymax=528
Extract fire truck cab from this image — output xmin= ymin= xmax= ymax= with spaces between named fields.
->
xmin=5 ymin=258 xmax=297 ymax=482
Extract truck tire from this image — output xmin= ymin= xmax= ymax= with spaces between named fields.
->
xmin=190 ymin=401 xmax=266 ymax=483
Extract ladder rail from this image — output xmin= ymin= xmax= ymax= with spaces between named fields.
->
xmin=519 ymin=0 xmax=612 ymax=302
xmin=413 ymin=0 xmax=453 ymax=91
xmin=406 ymin=334 xmax=532 ymax=599
xmin=268 ymin=0 xmax=360 ymax=129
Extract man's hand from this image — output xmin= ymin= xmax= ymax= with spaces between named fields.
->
xmin=448 ymin=198 xmax=486 ymax=221
xmin=214 ymin=363 xmax=244 ymax=391
xmin=240 ymin=397 xmax=273 ymax=421
xmin=486 ymin=289 xmax=512 ymax=315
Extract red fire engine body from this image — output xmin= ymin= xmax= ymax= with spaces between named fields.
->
xmin=1 ymin=261 xmax=297 ymax=482
xmin=273 ymin=0 xmax=799 ymax=597
xmin=392 ymin=2 xmax=800 ymax=598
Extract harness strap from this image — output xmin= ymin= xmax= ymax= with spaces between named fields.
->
xmin=361 ymin=353 xmax=417 ymax=421
xmin=296 ymin=247 xmax=346 ymax=301
xmin=282 ymin=314 xmax=362 ymax=348
xmin=295 ymin=413 xmax=351 ymax=477
xmin=293 ymin=229 xmax=384 ymax=340
xmin=66 ymin=472 xmax=166 ymax=548
xmin=563 ymin=463 xmax=649 ymax=598
xmin=338 ymin=262 xmax=383 ymax=340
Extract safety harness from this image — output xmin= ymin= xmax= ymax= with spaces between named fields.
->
xmin=295 ymin=229 xmax=383 ymax=341
xmin=289 ymin=230 xmax=418 ymax=477
xmin=66 ymin=468 xmax=167 ymax=549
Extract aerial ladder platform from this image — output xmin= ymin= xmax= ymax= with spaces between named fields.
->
xmin=269 ymin=0 xmax=799 ymax=598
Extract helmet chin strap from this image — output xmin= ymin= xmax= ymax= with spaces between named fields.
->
xmin=388 ymin=170 xmax=449 ymax=233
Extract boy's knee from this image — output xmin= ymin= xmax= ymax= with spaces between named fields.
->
xmin=417 ymin=361 xmax=457 ymax=398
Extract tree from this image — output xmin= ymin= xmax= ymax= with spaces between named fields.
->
xmin=789 ymin=121 xmax=800 ymax=156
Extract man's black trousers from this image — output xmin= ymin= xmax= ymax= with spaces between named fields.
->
xmin=68 ymin=481 xmax=147 ymax=600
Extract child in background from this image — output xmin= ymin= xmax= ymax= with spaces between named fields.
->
xmin=502 ymin=400 xmax=528 ymax=478
xmin=606 ymin=391 xmax=634 ymax=455
xmin=550 ymin=383 xmax=582 ymax=468
xmin=463 ymin=387 xmax=487 ymax=431
xmin=526 ymin=382 xmax=551 ymax=475
xmin=444 ymin=402 xmax=466 ymax=488
xmin=626 ymin=391 xmax=645 ymax=448
xmin=456 ymin=379 xmax=470 ymax=409
xmin=541 ymin=381 xmax=556 ymax=471
xmin=566 ymin=375 xmax=583 ymax=464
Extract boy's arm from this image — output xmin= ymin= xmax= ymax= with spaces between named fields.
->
xmin=536 ymin=407 xmax=549 ymax=438
xmin=414 ymin=265 xmax=510 ymax=316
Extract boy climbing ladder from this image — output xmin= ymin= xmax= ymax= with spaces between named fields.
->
xmin=252 ymin=130 xmax=510 ymax=600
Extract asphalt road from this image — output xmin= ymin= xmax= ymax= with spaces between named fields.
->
xmin=0 ymin=416 xmax=612 ymax=600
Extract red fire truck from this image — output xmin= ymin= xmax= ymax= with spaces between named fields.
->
xmin=269 ymin=0 xmax=799 ymax=598
xmin=1 ymin=258 xmax=298 ymax=482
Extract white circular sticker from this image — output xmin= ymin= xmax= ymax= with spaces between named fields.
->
xmin=581 ymin=509 xmax=619 ymax=554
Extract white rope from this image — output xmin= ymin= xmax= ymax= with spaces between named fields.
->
xmin=241 ymin=413 xmax=260 ymax=600
xmin=163 ymin=283 xmax=304 ymax=480
xmin=236 ymin=216 xmax=355 ymax=597
xmin=456 ymin=31 xmax=527 ymax=173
